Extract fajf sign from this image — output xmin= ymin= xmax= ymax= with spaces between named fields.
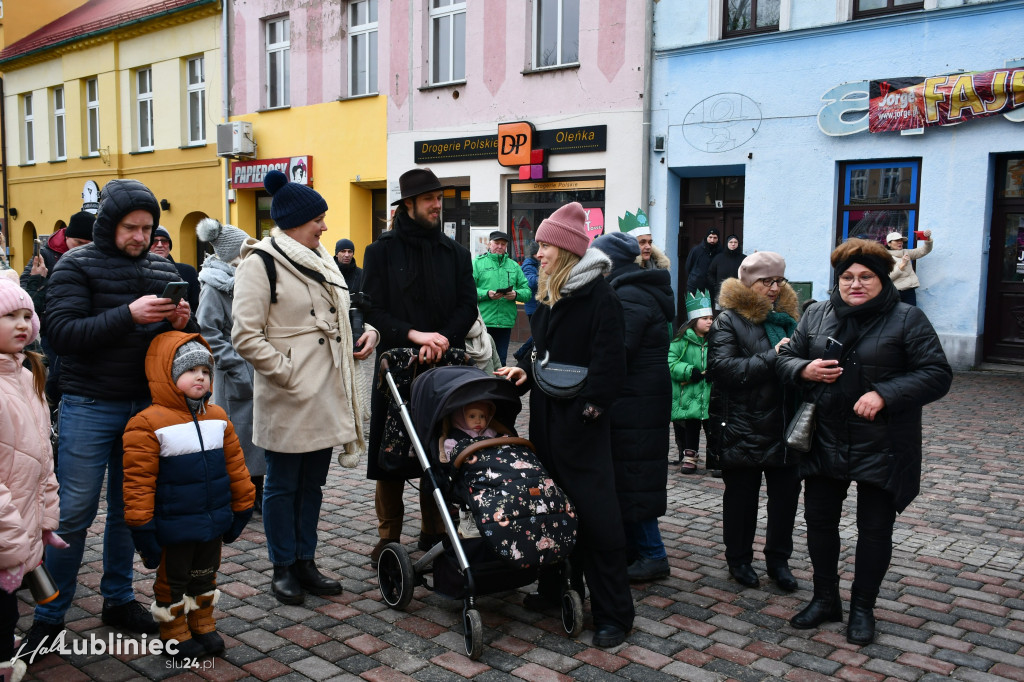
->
xmin=414 ymin=124 xmax=607 ymax=163
xmin=231 ymin=156 xmax=312 ymax=189
xmin=819 ymin=60 xmax=1024 ymax=136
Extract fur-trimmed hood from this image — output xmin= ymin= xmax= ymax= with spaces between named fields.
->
xmin=635 ymin=244 xmax=671 ymax=270
xmin=717 ymin=277 xmax=800 ymax=325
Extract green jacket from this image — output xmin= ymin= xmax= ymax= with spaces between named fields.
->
xmin=668 ymin=327 xmax=710 ymax=421
xmin=472 ymin=251 xmax=531 ymax=329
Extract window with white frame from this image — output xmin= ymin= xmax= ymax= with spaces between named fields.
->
xmin=266 ymin=16 xmax=290 ymax=108
xmin=53 ymin=87 xmax=66 ymax=161
xmin=136 ymin=68 xmax=154 ymax=151
xmin=187 ymin=56 xmax=206 ymax=144
xmin=86 ymin=78 xmax=100 ymax=156
xmin=853 ymin=0 xmax=924 ymax=19
xmin=534 ymin=0 xmax=579 ymax=68
xmin=349 ymin=0 xmax=378 ymax=96
xmin=429 ymin=0 xmax=465 ymax=85
xmin=723 ymin=0 xmax=780 ymax=37
xmin=23 ymin=94 xmax=34 ymax=164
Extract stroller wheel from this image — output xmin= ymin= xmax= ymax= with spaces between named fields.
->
xmin=463 ymin=608 xmax=483 ymax=660
xmin=561 ymin=589 xmax=584 ymax=637
xmin=377 ymin=542 xmax=415 ymax=609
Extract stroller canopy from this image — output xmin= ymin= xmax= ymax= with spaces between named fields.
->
xmin=410 ymin=366 xmax=523 ymax=460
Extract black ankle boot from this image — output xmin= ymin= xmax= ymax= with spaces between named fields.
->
xmin=292 ymin=559 xmax=342 ymax=595
xmin=846 ymin=588 xmax=877 ymax=644
xmin=271 ymin=565 xmax=304 ymax=605
xmin=790 ymin=577 xmax=842 ymax=629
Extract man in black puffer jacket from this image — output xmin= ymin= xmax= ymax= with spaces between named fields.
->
xmin=24 ymin=179 xmax=197 ymax=653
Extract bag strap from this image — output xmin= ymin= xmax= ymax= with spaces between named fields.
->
xmin=253 ymin=250 xmax=277 ymax=303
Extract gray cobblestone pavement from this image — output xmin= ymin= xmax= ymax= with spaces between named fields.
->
xmin=14 ymin=369 xmax=1024 ymax=681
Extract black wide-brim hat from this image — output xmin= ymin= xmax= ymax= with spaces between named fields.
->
xmin=392 ymin=168 xmax=449 ymax=206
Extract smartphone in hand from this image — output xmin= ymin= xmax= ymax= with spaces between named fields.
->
xmin=33 ymin=239 xmax=42 ymax=259
xmin=822 ymin=336 xmax=844 ymax=362
xmin=160 ymin=281 xmax=189 ymax=307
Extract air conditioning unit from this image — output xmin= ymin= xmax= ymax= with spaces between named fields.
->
xmin=216 ymin=122 xmax=255 ymax=157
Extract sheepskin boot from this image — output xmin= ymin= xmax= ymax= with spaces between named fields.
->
xmin=0 ymin=659 xmax=27 ymax=682
xmin=185 ymin=590 xmax=224 ymax=656
xmin=151 ymin=600 xmax=205 ymax=660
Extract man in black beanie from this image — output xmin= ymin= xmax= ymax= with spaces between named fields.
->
xmin=150 ymin=226 xmax=200 ymax=317
xmin=23 ymin=179 xmax=197 ymax=655
xmin=334 ymin=238 xmax=363 ymax=293
xmin=685 ymin=228 xmax=721 ymax=294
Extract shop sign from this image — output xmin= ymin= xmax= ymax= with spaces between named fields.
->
xmin=536 ymin=125 xmax=607 ymax=155
xmin=81 ymin=180 xmax=100 ymax=214
xmin=510 ymin=179 xmax=606 ymax=192
xmin=413 ymin=124 xmax=607 ymax=164
xmin=231 ymin=156 xmax=312 ymax=189
xmin=415 ymin=135 xmax=499 ymax=163
xmin=819 ymin=59 xmax=1024 ymax=136
xmin=498 ymin=122 xmax=535 ymax=167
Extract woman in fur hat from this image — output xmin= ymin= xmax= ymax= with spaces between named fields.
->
xmin=707 ymin=252 xmax=802 ymax=594
xmin=777 ymin=239 xmax=951 ymax=645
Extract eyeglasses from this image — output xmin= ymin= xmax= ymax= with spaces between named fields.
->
xmin=838 ymin=273 xmax=878 ymax=286
xmin=757 ymin=277 xmax=787 ymax=288
xmin=152 ymin=238 xmax=171 ymax=245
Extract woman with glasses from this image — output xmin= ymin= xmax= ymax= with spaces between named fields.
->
xmin=708 ymin=252 xmax=802 ymax=593
xmin=777 ymin=239 xmax=951 ymax=645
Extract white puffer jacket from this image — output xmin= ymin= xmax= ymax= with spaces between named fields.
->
xmin=0 ymin=353 xmax=59 ymax=576
xmin=888 ymin=239 xmax=933 ymax=291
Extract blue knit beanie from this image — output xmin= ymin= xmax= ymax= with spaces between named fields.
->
xmin=591 ymin=231 xmax=641 ymax=269
xmin=264 ymin=169 xmax=328 ymax=230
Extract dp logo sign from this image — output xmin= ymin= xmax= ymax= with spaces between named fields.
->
xmin=497 ymin=121 xmax=535 ymax=167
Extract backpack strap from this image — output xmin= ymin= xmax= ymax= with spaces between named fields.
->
xmin=253 ymin=250 xmax=278 ymax=303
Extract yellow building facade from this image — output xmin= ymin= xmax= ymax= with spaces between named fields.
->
xmin=1 ymin=1 xmax=222 ymax=271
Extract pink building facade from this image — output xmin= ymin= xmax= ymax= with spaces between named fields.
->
xmin=386 ymin=0 xmax=650 ymax=256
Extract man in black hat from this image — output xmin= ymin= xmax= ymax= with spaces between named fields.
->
xmin=150 ymin=226 xmax=200 ymax=317
xmin=472 ymin=230 xmax=530 ymax=364
xmin=361 ymin=167 xmax=477 ymax=565
xmin=334 ymin=238 xmax=363 ymax=293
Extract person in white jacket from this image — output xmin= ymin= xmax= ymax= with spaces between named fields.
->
xmin=886 ymin=230 xmax=933 ymax=306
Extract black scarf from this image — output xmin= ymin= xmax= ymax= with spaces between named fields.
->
xmin=829 ymin=277 xmax=899 ymax=346
xmin=393 ymin=211 xmax=446 ymax=329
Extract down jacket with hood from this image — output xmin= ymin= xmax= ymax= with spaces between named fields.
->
xmin=668 ymin=326 xmax=710 ymax=422
xmin=777 ymin=285 xmax=952 ymax=513
xmin=606 ymin=262 xmax=674 ymax=523
xmin=122 ymin=332 xmax=255 ymax=546
xmin=0 ymin=352 xmax=59 ymax=578
xmin=45 ymin=179 xmax=192 ymax=400
xmin=707 ymin=278 xmax=800 ymax=470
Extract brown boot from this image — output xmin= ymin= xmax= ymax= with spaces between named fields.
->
xmin=186 ymin=590 xmax=224 ymax=656
xmin=151 ymin=600 xmax=205 ymax=660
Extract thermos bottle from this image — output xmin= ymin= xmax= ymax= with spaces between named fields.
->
xmin=26 ymin=564 xmax=59 ymax=604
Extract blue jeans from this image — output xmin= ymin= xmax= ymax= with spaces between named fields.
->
xmin=35 ymin=395 xmax=149 ymax=625
xmin=625 ymin=518 xmax=667 ymax=561
xmin=263 ymin=449 xmax=332 ymax=566
xmin=487 ymin=327 xmax=512 ymax=366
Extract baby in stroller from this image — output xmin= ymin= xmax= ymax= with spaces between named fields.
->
xmin=442 ymin=400 xmax=500 ymax=540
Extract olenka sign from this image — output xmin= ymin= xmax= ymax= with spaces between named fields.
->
xmin=414 ymin=125 xmax=607 ymax=163
xmin=231 ymin=156 xmax=312 ymax=189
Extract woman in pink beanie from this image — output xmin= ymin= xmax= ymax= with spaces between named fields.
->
xmin=0 ymin=278 xmax=65 ymax=682
xmin=499 ymin=202 xmax=634 ymax=648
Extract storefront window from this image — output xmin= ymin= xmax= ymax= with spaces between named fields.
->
xmin=256 ymin=193 xmax=275 ymax=237
xmin=508 ymin=178 xmax=605 ymax=261
xmin=837 ymin=159 xmax=920 ymax=247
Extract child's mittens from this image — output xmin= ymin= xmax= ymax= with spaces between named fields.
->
xmin=0 ymin=565 xmax=25 ymax=594
xmin=42 ymin=530 xmax=69 ymax=549
xmin=223 ymin=508 xmax=253 ymax=544
xmin=689 ymin=366 xmax=703 ymax=383
xmin=129 ymin=522 xmax=163 ymax=570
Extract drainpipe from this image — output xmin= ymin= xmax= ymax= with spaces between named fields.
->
xmin=222 ymin=0 xmax=231 ymax=224
xmin=0 ymin=76 xmax=8 ymax=264
xmin=640 ymin=0 xmax=654 ymax=219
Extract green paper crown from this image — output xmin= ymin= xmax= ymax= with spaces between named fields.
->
xmin=617 ymin=209 xmax=649 ymax=232
xmin=685 ymin=289 xmax=713 ymax=321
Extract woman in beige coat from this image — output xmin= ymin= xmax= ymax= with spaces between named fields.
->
xmin=886 ymin=230 xmax=932 ymax=306
xmin=232 ymin=170 xmax=378 ymax=605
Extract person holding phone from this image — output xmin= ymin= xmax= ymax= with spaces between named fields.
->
xmin=707 ymin=251 xmax=802 ymax=593
xmin=777 ymin=239 xmax=951 ymax=645
xmin=885 ymin=230 xmax=933 ymax=306
xmin=22 ymin=179 xmax=196 ymax=656
xmin=473 ymin=230 xmax=531 ymax=365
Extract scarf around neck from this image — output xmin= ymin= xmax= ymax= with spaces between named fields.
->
xmin=764 ymin=310 xmax=797 ymax=347
xmin=393 ymin=211 xmax=445 ymax=327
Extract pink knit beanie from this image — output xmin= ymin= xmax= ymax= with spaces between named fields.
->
xmin=738 ymin=251 xmax=786 ymax=287
xmin=0 ymin=277 xmax=40 ymax=344
xmin=535 ymin=202 xmax=591 ymax=258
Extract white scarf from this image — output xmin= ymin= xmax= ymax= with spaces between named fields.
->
xmin=270 ymin=228 xmax=369 ymax=457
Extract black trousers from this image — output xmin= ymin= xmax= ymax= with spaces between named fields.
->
xmin=537 ymin=542 xmax=635 ymax=632
xmin=0 ymin=587 xmax=17 ymax=661
xmin=154 ymin=538 xmax=221 ymax=606
xmin=804 ymin=476 xmax=897 ymax=596
xmin=673 ymin=419 xmax=709 ymax=454
xmin=721 ymin=465 xmax=801 ymax=568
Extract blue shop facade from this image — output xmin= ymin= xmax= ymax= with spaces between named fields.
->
xmin=649 ymin=0 xmax=1024 ymax=368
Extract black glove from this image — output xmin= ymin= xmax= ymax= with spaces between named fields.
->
xmin=223 ymin=508 xmax=253 ymax=544
xmin=688 ymin=366 xmax=703 ymax=384
xmin=130 ymin=522 xmax=162 ymax=570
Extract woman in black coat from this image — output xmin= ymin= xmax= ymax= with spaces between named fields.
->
xmin=500 ymin=203 xmax=634 ymax=649
xmin=591 ymin=232 xmax=674 ymax=583
xmin=708 ymin=252 xmax=801 ymax=593
xmin=777 ymin=239 xmax=951 ymax=645
xmin=707 ymin=234 xmax=746 ymax=302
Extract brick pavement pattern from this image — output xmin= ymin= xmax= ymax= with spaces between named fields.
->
xmin=13 ymin=370 xmax=1024 ymax=680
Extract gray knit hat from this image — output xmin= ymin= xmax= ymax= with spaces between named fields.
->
xmin=197 ymin=218 xmax=249 ymax=263
xmin=172 ymin=340 xmax=213 ymax=385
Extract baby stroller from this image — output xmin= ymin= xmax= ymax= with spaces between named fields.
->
xmin=375 ymin=361 xmax=584 ymax=659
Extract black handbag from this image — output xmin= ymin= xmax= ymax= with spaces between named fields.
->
xmin=531 ymin=349 xmax=588 ymax=399
xmin=784 ymin=401 xmax=816 ymax=453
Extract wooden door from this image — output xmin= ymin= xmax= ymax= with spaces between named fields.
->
xmin=984 ymin=200 xmax=1024 ymax=364
xmin=678 ymin=205 xmax=743 ymax=319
